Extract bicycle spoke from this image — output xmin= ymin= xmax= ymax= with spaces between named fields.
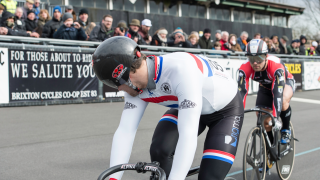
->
xmin=255 ymin=168 xmax=262 ymax=180
xmin=250 ymin=168 xmax=256 ymax=180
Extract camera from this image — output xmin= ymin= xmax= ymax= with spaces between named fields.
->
xmin=119 ymin=27 xmax=124 ymax=32
xmin=71 ymin=23 xmax=75 ymax=27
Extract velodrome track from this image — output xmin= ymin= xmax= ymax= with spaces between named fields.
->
xmin=1 ymin=90 xmax=319 ymax=180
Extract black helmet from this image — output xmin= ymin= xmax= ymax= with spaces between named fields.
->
xmin=92 ymin=36 xmax=141 ymax=89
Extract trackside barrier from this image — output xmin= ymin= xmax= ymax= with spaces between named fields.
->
xmin=0 ymin=40 xmax=320 ymax=107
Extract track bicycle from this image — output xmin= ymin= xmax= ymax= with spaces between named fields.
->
xmin=243 ymin=108 xmax=298 ymax=180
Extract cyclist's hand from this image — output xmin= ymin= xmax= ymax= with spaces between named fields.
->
xmin=273 ymin=118 xmax=282 ymax=131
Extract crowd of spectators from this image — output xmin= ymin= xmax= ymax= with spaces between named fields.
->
xmin=1 ymin=0 xmax=320 ymax=56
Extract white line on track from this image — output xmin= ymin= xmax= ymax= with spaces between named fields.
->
xmin=251 ymin=95 xmax=320 ymax=105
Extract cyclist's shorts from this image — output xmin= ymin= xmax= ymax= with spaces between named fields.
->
xmin=256 ymin=79 xmax=295 ymax=110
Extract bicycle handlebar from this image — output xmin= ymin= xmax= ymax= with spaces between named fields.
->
xmin=97 ymin=162 xmax=166 ymax=180
xmin=244 ymin=108 xmax=276 ymax=127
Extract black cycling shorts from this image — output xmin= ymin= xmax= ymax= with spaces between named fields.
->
xmin=150 ymin=91 xmax=244 ymax=180
xmin=256 ymin=79 xmax=295 ymax=110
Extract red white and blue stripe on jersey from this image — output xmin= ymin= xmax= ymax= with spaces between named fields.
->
xmin=141 ymin=95 xmax=179 ymax=108
xmin=154 ymin=56 xmax=163 ymax=83
xmin=188 ymin=53 xmax=213 ymax=77
xmin=159 ymin=114 xmax=178 ymax=125
xmin=202 ymin=149 xmax=235 ymax=165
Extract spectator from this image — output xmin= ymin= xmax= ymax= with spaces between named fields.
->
xmin=14 ymin=7 xmax=26 ymax=31
xmin=76 ymin=8 xmax=89 ymax=30
xmin=287 ymin=39 xmax=299 ymax=55
xmin=262 ymin=36 xmax=270 ymax=42
xmin=21 ymin=0 xmax=34 ymax=21
xmin=25 ymin=10 xmax=37 ymax=32
xmin=114 ymin=21 xmax=128 ymax=37
xmin=0 ymin=26 xmax=8 ymax=35
xmin=265 ymin=40 xmax=276 ymax=54
xmin=63 ymin=5 xmax=76 ymax=21
xmin=212 ymin=41 xmax=221 ymax=50
xmin=41 ymin=6 xmax=62 ymax=38
xmin=151 ymin=28 xmax=168 ymax=46
xmin=188 ymin=34 xmax=200 ymax=48
xmin=299 ymin=35 xmax=307 ymax=55
xmin=85 ymin=22 xmax=96 ymax=39
xmin=138 ymin=19 xmax=152 ymax=44
xmin=35 ymin=9 xmax=51 ymax=36
xmin=53 ymin=13 xmax=86 ymax=40
xmin=198 ymin=28 xmax=214 ymax=49
xmin=306 ymin=41 xmax=319 ymax=56
xmin=167 ymin=28 xmax=191 ymax=48
xmin=215 ymin=30 xmax=221 ymax=42
xmin=0 ymin=11 xmax=38 ymax=37
xmin=127 ymin=19 xmax=146 ymax=45
xmin=190 ymin=31 xmax=199 ymax=41
xmin=33 ymin=0 xmax=40 ymax=19
xmin=1 ymin=0 xmax=17 ymax=14
xmin=271 ymin=35 xmax=280 ymax=53
xmin=279 ymin=35 xmax=288 ymax=54
xmin=254 ymin=33 xmax=261 ymax=39
xmin=0 ymin=4 xmax=5 ymax=17
xmin=294 ymin=39 xmax=300 ymax=54
xmin=227 ymin=34 xmax=242 ymax=52
xmin=89 ymin=15 xmax=114 ymax=41
xmin=237 ymin=31 xmax=248 ymax=51
xmin=220 ymin=31 xmax=229 ymax=50
xmin=316 ymin=41 xmax=320 ymax=56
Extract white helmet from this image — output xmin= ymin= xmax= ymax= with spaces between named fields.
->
xmin=245 ymin=39 xmax=268 ymax=56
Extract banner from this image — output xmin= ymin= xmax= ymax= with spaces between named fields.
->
xmin=0 ymin=48 xmax=9 ymax=104
xmin=8 ymin=49 xmax=98 ymax=102
xmin=303 ymin=62 xmax=320 ymax=90
xmin=284 ymin=62 xmax=302 ymax=90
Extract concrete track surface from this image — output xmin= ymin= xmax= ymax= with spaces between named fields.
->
xmin=1 ymin=90 xmax=319 ymax=180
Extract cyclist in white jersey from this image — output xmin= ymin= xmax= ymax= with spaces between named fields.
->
xmin=92 ymin=36 xmax=244 ymax=180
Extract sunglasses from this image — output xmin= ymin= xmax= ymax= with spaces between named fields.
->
xmin=248 ymin=55 xmax=266 ymax=64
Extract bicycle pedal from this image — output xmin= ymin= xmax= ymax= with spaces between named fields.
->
xmin=293 ymin=137 xmax=299 ymax=142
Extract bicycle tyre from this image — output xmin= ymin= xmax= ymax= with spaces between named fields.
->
xmin=276 ymin=122 xmax=295 ymax=180
xmin=243 ymin=127 xmax=267 ymax=180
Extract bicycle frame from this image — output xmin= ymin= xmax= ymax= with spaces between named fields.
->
xmin=244 ymin=108 xmax=293 ymax=161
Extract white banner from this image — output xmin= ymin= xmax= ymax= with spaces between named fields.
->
xmin=212 ymin=58 xmax=259 ymax=94
xmin=303 ymin=62 xmax=320 ymax=90
xmin=0 ymin=48 xmax=9 ymax=104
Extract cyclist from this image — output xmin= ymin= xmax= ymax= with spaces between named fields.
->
xmin=238 ymin=39 xmax=295 ymax=145
xmin=92 ymin=36 xmax=244 ymax=180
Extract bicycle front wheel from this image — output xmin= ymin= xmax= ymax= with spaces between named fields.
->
xmin=243 ymin=127 xmax=267 ymax=180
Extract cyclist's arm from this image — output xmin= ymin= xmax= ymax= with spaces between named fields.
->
xmin=271 ymin=69 xmax=285 ymax=118
xmin=109 ymin=92 xmax=149 ymax=180
xmin=168 ymin=64 xmax=203 ymax=180
xmin=238 ymin=62 xmax=252 ymax=108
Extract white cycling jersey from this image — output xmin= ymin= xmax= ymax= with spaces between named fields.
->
xmin=109 ymin=52 xmax=238 ymax=180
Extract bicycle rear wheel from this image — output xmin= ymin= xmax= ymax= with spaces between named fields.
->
xmin=243 ymin=127 xmax=267 ymax=180
xmin=276 ymin=122 xmax=295 ymax=180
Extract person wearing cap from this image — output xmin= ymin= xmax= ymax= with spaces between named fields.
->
xmin=76 ymin=8 xmax=89 ymax=33
xmin=138 ymin=19 xmax=152 ymax=44
xmin=279 ymin=35 xmax=289 ymax=54
xmin=215 ymin=30 xmax=221 ymax=42
xmin=1 ymin=0 xmax=17 ymax=14
xmin=62 ymin=5 xmax=76 ymax=21
xmin=21 ymin=0 xmax=34 ymax=21
xmin=114 ymin=20 xmax=128 ymax=37
xmin=33 ymin=0 xmax=40 ymax=19
xmin=127 ymin=19 xmax=147 ymax=45
xmin=41 ymin=6 xmax=62 ymax=38
xmin=150 ymin=28 xmax=168 ymax=46
xmin=53 ymin=13 xmax=86 ymax=40
xmin=306 ymin=41 xmax=319 ymax=56
xmin=167 ymin=28 xmax=191 ymax=48
xmin=287 ymin=39 xmax=299 ymax=55
xmin=237 ymin=31 xmax=248 ymax=51
xmin=25 ymin=10 xmax=37 ymax=32
xmin=89 ymin=14 xmax=114 ymax=41
xmin=198 ymin=28 xmax=214 ymax=49
xmin=0 ymin=10 xmax=39 ymax=37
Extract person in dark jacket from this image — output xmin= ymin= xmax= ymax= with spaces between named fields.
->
xmin=299 ymin=35 xmax=307 ymax=55
xmin=25 ymin=10 xmax=37 ymax=32
xmin=0 ymin=10 xmax=38 ymax=37
xmin=167 ymin=28 xmax=191 ymax=48
xmin=127 ymin=19 xmax=147 ymax=45
xmin=21 ymin=0 xmax=34 ymax=21
xmin=138 ymin=19 xmax=152 ymax=44
xmin=279 ymin=35 xmax=288 ymax=54
xmin=287 ymin=39 xmax=299 ymax=55
xmin=75 ymin=8 xmax=89 ymax=32
xmin=188 ymin=33 xmax=200 ymax=48
xmin=89 ymin=14 xmax=114 ymax=41
xmin=14 ymin=7 xmax=26 ymax=31
xmin=150 ymin=28 xmax=168 ymax=47
xmin=41 ymin=6 xmax=62 ymax=38
xmin=237 ymin=31 xmax=248 ymax=51
xmin=198 ymin=28 xmax=213 ymax=49
xmin=53 ymin=13 xmax=86 ymax=40
xmin=35 ymin=9 xmax=51 ymax=36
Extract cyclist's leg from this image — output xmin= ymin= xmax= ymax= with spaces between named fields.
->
xmin=198 ymin=91 xmax=244 ymax=180
xmin=280 ymin=79 xmax=294 ymax=143
xmin=149 ymin=108 xmax=206 ymax=176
